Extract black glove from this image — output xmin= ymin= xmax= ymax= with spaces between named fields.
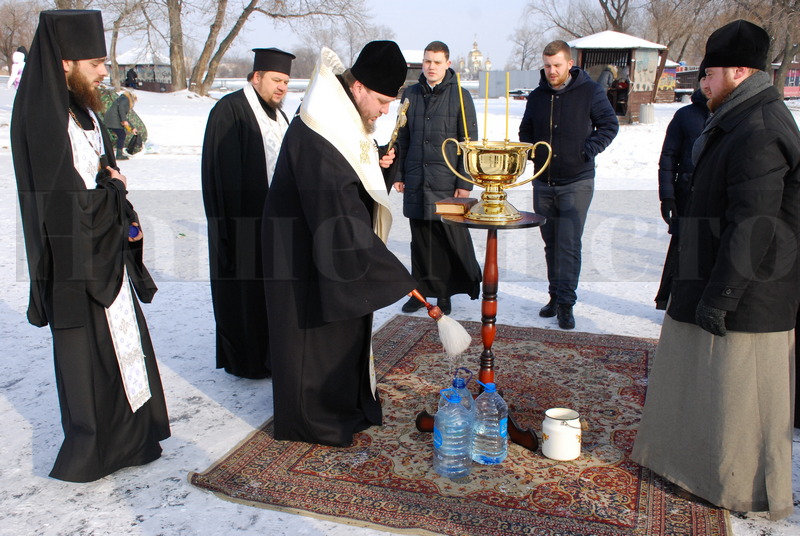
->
xmin=695 ymin=300 xmax=727 ymax=337
xmin=660 ymin=199 xmax=677 ymax=225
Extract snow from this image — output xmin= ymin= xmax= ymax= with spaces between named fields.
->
xmin=0 ymin=83 xmax=798 ymax=535
xmin=569 ymin=30 xmax=667 ymax=50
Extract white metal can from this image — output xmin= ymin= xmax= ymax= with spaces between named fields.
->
xmin=541 ymin=407 xmax=582 ymax=461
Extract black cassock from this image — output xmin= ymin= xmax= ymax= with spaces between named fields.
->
xmin=202 ymin=89 xmax=284 ymax=378
xmin=13 ymin=88 xmax=170 ymax=481
xmin=262 ymin=119 xmax=416 ymax=447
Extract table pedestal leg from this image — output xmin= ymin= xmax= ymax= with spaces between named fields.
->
xmin=416 ymin=228 xmax=538 ymax=453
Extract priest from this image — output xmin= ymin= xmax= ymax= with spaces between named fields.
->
xmin=262 ymin=41 xmax=417 ymax=446
xmin=201 ymin=47 xmax=295 ymax=379
xmin=11 ymin=9 xmax=170 ymax=482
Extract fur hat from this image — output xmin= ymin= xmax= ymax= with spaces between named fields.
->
xmin=702 ymin=19 xmax=770 ymax=71
xmin=351 ymin=41 xmax=407 ymax=97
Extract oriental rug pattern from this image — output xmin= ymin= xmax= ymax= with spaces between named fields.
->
xmin=190 ymin=315 xmax=731 ymax=536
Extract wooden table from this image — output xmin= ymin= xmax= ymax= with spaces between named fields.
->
xmin=415 ymin=210 xmax=546 ymax=452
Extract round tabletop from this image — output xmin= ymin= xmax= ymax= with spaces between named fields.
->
xmin=441 ymin=211 xmax=546 ymax=230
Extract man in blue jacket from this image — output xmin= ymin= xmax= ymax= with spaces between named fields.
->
xmin=519 ymin=40 xmax=618 ymax=329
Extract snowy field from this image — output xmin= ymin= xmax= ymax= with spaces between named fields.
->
xmin=0 ymin=82 xmax=798 ymax=535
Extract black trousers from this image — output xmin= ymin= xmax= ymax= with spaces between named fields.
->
xmin=533 ymin=179 xmax=594 ymax=306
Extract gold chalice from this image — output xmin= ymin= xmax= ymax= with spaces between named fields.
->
xmin=442 ymin=139 xmax=552 ymax=222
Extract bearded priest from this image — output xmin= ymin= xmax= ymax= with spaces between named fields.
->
xmin=11 ymin=9 xmax=170 ymax=482
xmin=262 ymin=41 xmax=417 ymax=447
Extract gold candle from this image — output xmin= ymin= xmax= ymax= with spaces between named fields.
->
xmin=505 ymin=72 xmax=509 ymax=141
xmin=484 ymin=71 xmax=489 ymax=141
xmin=456 ymin=73 xmax=469 ymax=142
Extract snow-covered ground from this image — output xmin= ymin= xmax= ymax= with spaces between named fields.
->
xmin=0 ymin=83 xmax=798 ymax=535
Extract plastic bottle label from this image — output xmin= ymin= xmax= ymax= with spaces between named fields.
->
xmin=499 ymin=417 xmax=508 ymax=438
xmin=433 ymin=426 xmax=443 ymax=449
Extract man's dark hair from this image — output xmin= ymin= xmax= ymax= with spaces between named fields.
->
xmin=425 ymin=41 xmax=450 ymax=61
xmin=246 ymin=71 xmax=254 ymax=82
xmin=543 ymin=40 xmax=571 ymax=59
xmin=341 ymin=68 xmax=356 ymax=88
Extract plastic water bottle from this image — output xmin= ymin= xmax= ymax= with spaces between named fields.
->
xmin=437 ymin=367 xmax=474 ymax=417
xmin=471 ymin=381 xmax=508 ymax=465
xmin=433 ymin=388 xmax=473 ymax=479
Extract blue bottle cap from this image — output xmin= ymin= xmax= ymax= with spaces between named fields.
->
xmin=476 ymin=380 xmax=497 ymax=392
xmin=129 ymin=224 xmax=140 ymax=238
xmin=440 ymin=388 xmax=461 ymax=404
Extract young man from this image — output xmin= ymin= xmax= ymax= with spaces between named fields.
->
xmin=12 ymin=9 xmax=170 ymax=482
xmin=394 ymin=41 xmax=481 ymax=315
xmin=632 ymin=20 xmax=800 ymax=520
xmin=201 ymin=48 xmax=295 ymax=379
xmin=262 ymin=41 xmax=417 ymax=447
xmin=518 ymin=40 xmax=619 ymax=329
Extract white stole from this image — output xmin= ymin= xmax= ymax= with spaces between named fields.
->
xmin=298 ymin=47 xmax=394 ymax=244
xmin=67 ymin=114 xmax=152 ymax=413
xmin=243 ymin=83 xmax=289 ymax=186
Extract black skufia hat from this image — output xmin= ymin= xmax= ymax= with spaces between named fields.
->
xmin=252 ymin=48 xmax=295 ymax=75
xmin=702 ymin=19 xmax=770 ymax=71
xmin=47 ymin=9 xmax=106 ymax=60
xmin=351 ymin=40 xmax=407 ymax=97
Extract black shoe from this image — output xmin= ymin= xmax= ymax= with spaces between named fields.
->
xmin=437 ymin=297 xmax=451 ymax=315
xmin=539 ymin=298 xmax=557 ymax=318
xmin=557 ymin=304 xmax=575 ymax=330
xmin=401 ymin=296 xmax=425 ymax=313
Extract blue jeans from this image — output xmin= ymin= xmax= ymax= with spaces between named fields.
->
xmin=533 ymin=179 xmax=594 ymax=306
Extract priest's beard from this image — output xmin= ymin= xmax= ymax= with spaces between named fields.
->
xmin=358 ymin=108 xmax=376 ymax=134
xmin=708 ymin=74 xmax=737 ymax=113
xmin=67 ymin=69 xmax=103 ymax=113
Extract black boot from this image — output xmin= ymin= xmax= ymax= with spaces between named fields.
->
xmin=539 ymin=297 xmax=557 ymax=318
xmin=116 ymin=148 xmax=129 ymax=160
xmin=401 ymin=296 xmax=425 ymax=313
xmin=437 ymin=297 xmax=451 ymax=315
xmin=557 ymin=304 xmax=575 ymax=330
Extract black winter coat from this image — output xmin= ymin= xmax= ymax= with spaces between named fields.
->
xmin=519 ymin=67 xmax=618 ymax=185
xmin=397 ymin=69 xmax=478 ymax=219
xmin=668 ymin=85 xmax=800 ymax=332
xmin=657 ymin=88 xmax=708 ymax=207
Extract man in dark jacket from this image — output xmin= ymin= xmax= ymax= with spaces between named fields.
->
xmin=518 ymin=40 xmax=619 ymax=329
xmin=394 ymin=41 xmax=481 ymax=315
xmin=654 ymin=71 xmax=709 ymax=309
xmin=632 ymin=20 xmax=800 ymax=520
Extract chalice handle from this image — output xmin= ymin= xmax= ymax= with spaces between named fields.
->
xmin=441 ymin=138 xmax=481 ymax=187
xmin=504 ymin=141 xmax=553 ymax=190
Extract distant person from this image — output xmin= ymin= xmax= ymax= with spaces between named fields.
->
xmin=7 ymin=46 xmax=26 ymax=89
xmin=632 ymin=20 xmax=800 ymax=520
xmin=654 ymin=65 xmax=709 ymax=309
xmin=11 ymin=9 xmax=170 ymax=482
xmin=201 ymin=48 xmax=295 ymax=379
xmin=104 ymin=90 xmax=138 ymax=160
xmin=597 ymin=64 xmax=614 ymax=89
xmin=125 ymin=67 xmax=138 ymax=88
xmin=518 ymin=40 xmax=619 ymax=330
xmin=262 ymin=41 xmax=416 ymax=446
xmin=395 ymin=40 xmax=481 ymax=316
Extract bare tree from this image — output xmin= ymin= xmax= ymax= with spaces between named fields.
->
xmin=507 ymin=23 xmax=547 ymax=71
xmin=0 ymin=0 xmax=43 ymax=72
xmin=525 ymin=0 xmax=643 ymax=38
xmin=167 ymin=0 xmax=371 ymax=96
xmin=102 ymin=0 xmax=148 ymax=89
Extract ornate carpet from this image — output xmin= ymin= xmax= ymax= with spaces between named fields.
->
xmin=190 ymin=315 xmax=731 ymax=536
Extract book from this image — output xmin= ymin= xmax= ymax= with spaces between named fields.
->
xmin=434 ymin=197 xmax=479 ymax=215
